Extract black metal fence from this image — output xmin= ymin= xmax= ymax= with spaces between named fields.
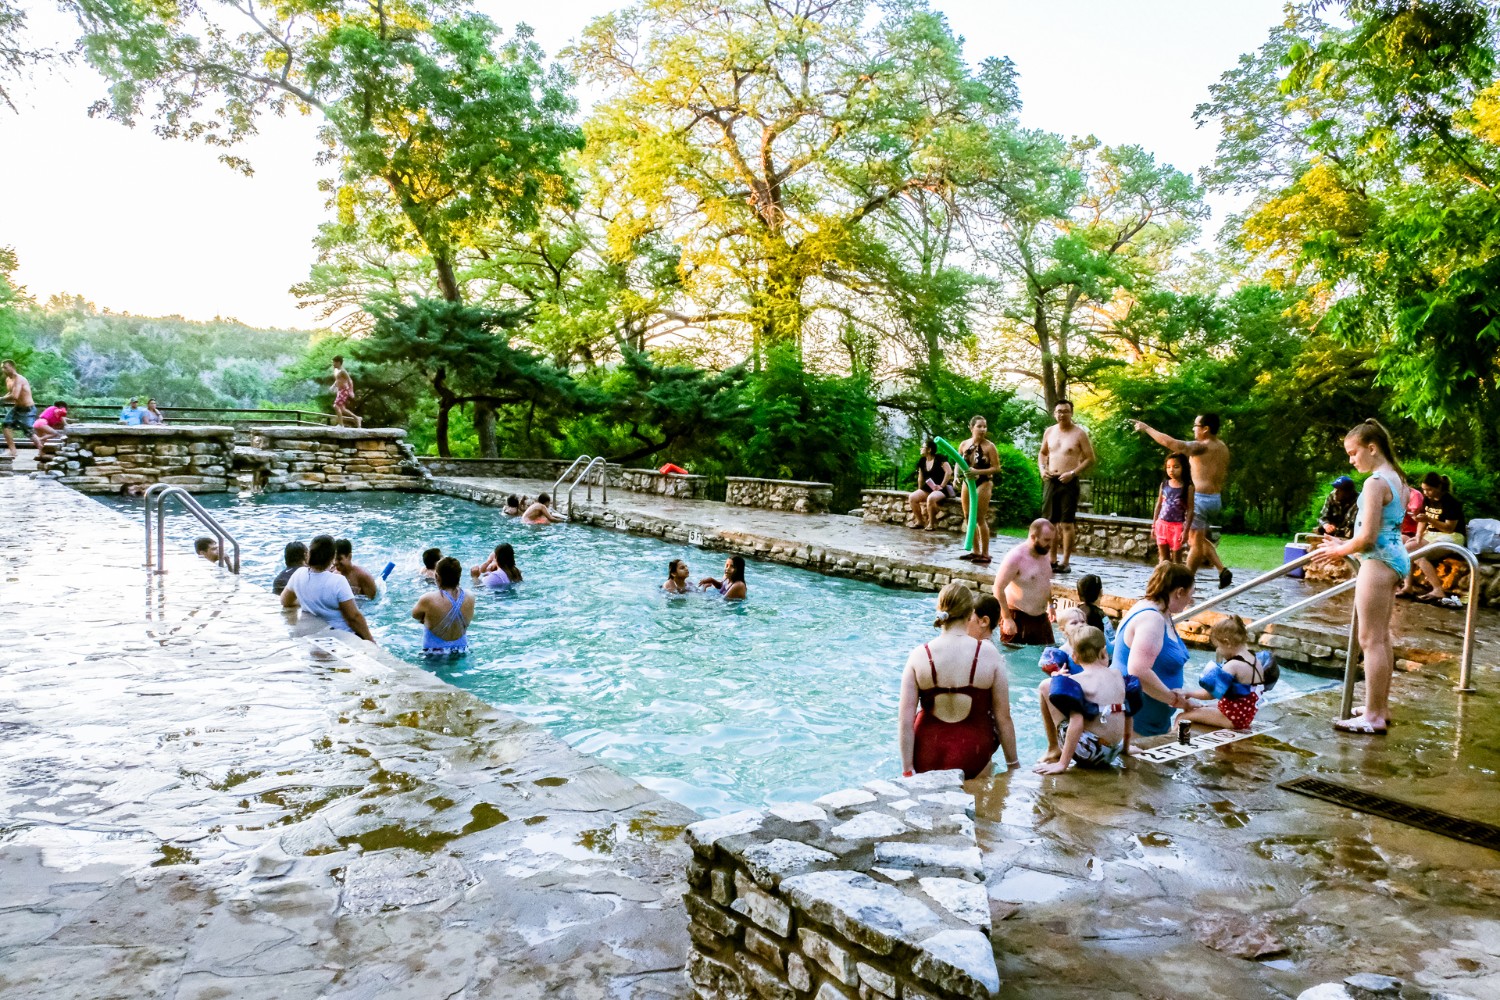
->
xmin=1085 ymin=474 xmax=1296 ymax=536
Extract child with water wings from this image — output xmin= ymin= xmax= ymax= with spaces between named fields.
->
xmin=1175 ymin=615 xmax=1279 ymax=732
xmin=1034 ymin=608 xmax=1089 ymax=762
xmin=1036 ymin=626 xmax=1141 ymax=773
xmin=1151 ymin=453 xmax=1194 ymax=563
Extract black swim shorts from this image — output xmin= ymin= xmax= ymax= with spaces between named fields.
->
xmin=1041 ymin=475 xmax=1080 ymax=524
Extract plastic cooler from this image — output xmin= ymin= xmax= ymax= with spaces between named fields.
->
xmin=1283 ymin=532 xmax=1318 ymax=578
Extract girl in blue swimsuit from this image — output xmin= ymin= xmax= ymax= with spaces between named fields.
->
xmin=1313 ymin=420 xmax=1408 ymax=735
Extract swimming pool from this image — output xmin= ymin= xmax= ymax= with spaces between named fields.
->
xmin=111 ymin=491 xmax=1331 ymax=815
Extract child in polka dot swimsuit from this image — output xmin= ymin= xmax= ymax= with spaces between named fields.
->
xmin=1175 ymin=615 xmax=1279 ymax=733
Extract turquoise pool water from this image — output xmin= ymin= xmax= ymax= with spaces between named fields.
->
xmin=112 ymin=491 xmax=1332 ymax=815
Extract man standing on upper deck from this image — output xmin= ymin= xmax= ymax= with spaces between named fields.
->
xmin=1133 ymin=413 xmax=1233 ymax=589
xmin=992 ymin=519 xmax=1057 ymax=646
xmin=331 ymin=356 xmax=362 ymax=428
xmin=1 ymin=359 xmax=36 ymax=459
xmin=1037 ymin=399 xmax=1095 ymax=575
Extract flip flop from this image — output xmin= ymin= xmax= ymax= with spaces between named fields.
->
xmin=1333 ymin=718 xmax=1387 ymax=735
xmin=1437 ymin=595 xmax=1463 ymax=609
xmin=1055 ymin=565 xmax=1072 ymax=574
xmin=973 ymin=556 xmax=992 ymax=565
xmin=957 ymin=552 xmax=978 ymax=562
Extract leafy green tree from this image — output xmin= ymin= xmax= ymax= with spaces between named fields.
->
xmin=571 ymin=0 xmax=1020 ymax=357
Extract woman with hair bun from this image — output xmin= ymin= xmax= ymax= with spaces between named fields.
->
xmin=1399 ymin=471 xmax=1466 ymax=607
xmin=1314 ymin=419 xmax=1408 ymax=734
xmin=898 ymin=583 xmax=1017 ymax=779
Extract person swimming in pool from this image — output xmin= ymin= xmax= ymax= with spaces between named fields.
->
xmin=411 ymin=557 xmax=474 ymax=657
xmin=522 ymin=493 xmax=564 ymax=525
xmin=333 ymin=538 xmax=378 ymax=599
xmin=664 ymin=558 xmax=691 ymax=594
xmin=420 ymin=547 xmax=442 ymax=583
xmin=699 ymin=555 xmax=747 ymax=600
xmin=471 ymin=543 xmax=523 ymax=589
xmin=502 ymin=494 xmax=526 ymax=517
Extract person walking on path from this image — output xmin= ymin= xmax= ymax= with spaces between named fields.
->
xmin=1116 ymin=561 xmax=1197 ymax=738
xmin=2 ymin=359 xmax=36 ymax=459
xmin=1037 ymin=399 xmax=1095 ymax=574
xmin=957 ymin=415 xmax=1000 ymax=565
xmin=331 ymin=356 xmax=362 ymax=428
xmin=992 ymin=519 xmax=1057 ymax=646
xmin=1312 ymin=420 xmax=1409 ymax=735
xmin=1133 ymin=413 xmax=1233 ymax=589
xmin=899 ymin=583 xmax=1018 ymax=780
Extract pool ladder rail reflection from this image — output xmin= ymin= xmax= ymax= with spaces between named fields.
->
xmin=1172 ymin=543 xmax=1480 ymax=719
xmin=143 ymin=484 xmax=242 ymax=575
xmin=552 ymin=454 xmax=609 ymax=513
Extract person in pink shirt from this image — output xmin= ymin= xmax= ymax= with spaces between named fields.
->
xmin=31 ymin=400 xmax=67 ymax=449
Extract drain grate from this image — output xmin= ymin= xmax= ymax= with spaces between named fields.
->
xmin=1279 ymin=776 xmax=1500 ymax=850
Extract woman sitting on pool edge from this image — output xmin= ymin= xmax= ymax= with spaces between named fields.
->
xmin=699 ymin=555 xmax=747 ymax=600
xmin=471 ymin=543 xmax=523 ymax=589
xmin=899 ymin=583 xmax=1017 ymax=780
xmin=412 ymin=557 xmax=475 ymax=657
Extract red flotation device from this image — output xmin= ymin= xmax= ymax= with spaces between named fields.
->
xmin=659 ymin=463 xmax=688 ymax=475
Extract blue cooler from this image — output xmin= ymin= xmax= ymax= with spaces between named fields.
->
xmin=1283 ymin=533 xmax=1315 ymax=578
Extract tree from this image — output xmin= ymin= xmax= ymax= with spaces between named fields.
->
xmin=1197 ymin=0 xmax=1500 ymax=464
xmin=970 ymin=135 xmax=1207 ymax=409
xmin=570 ymin=0 xmax=1020 ymax=359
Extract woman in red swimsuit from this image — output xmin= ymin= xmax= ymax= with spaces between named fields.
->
xmin=898 ymin=583 xmax=1019 ymax=780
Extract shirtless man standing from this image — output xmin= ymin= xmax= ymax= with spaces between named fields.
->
xmin=992 ymin=519 xmax=1057 ymax=646
xmin=331 ymin=356 xmax=362 ymax=428
xmin=1037 ymin=399 xmax=1095 ymax=575
xmin=1 ymin=359 xmax=36 ymax=459
xmin=1133 ymin=412 xmax=1232 ymax=588
xmin=333 ymin=538 xmax=379 ymax=598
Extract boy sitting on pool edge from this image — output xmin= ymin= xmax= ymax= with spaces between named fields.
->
xmin=1035 ymin=626 xmax=1142 ymax=774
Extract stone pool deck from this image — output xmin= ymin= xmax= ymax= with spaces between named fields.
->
xmin=433 ymin=475 xmax=1499 ymax=676
xmin=6 ymin=475 xmax=1500 ymax=1000
xmin=0 ymin=475 xmax=697 ymax=999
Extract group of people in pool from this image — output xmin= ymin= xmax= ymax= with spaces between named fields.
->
xmin=901 ymin=418 xmax=1419 ymax=780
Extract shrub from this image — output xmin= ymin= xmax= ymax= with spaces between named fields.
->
xmin=1292 ymin=463 xmax=1498 ymax=534
xmin=989 ymin=443 xmax=1043 ymax=528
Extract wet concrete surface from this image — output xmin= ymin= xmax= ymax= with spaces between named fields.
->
xmin=971 ymin=668 xmax=1500 ymax=999
xmin=438 ymin=476 xmax=1499 ymax=673
xmin=0 ymin=476 xmax=697 ymax=999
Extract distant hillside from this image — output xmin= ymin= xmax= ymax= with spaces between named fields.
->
xmin=7 ymin=296 xmax=323 ymax=409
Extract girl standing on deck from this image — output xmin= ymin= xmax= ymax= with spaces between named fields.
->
xmin=1313 ymin=420 xmax=1408 ymax=735
xmin=1152 ymin=453 xmax=1194 ymax=564
xmin=899 ymin=583 xmax=1018 ymax=780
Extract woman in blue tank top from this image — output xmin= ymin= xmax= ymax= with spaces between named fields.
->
xmin=1312 ymin=420 xmax=1408 ymax=735
xmin=1116 ymin=561 xmax=1198 ymax=737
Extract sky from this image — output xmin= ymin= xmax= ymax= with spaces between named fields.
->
xmin=0 ymin=0 xmax=1286 ymax=330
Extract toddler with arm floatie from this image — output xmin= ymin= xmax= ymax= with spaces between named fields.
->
xmin=1175 ymin=615 xmax=1279 ymax=732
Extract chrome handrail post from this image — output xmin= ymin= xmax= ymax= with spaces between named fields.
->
xmin=1339 ymin=600 xmax=1361 ymax=720
xmin=552 ymin=455 xmax=590 ymax=500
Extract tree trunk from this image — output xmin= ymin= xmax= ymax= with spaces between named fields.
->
xmin=435 ymin=255 xmax=462 ymax=304
xmin=755 ymin=242 xmax=806 ymax=356
xmin=474 ymin=401 xmax=498 ymax=458
xmin=436 ymin=401 xmax=451 ymax=457
xmin=1034 ymin=301 xmax=1059 ymax=410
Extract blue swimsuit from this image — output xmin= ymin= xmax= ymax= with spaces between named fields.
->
xmin=422 ymin=588 xmax=469 ymax=657
xmin=1356 ymin=468 xmax=1410 ymax=577
xmin=1115 ymin=604 xmax=1191 ymax=737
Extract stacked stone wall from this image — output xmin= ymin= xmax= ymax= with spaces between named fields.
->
xmin=620 ymin=468 xmax=707 ymax=499
xmin=683 ymin=771 xmax=999 ymax=1000
xmin=418 ymin=457 xmax=624 ymax=485
xmin=245 ymin=426 xmax=427 ymax=492
xmin=727 ymin=477 xmax=833 ymax=514
xmin=38 ymin=425 xmax=235 ymax=493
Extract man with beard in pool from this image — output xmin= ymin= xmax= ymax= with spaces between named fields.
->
xmin=992 ymin=519 xmax=1056 ymax=646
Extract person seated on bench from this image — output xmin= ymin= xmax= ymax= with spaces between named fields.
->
xmin=1314 ymin=476 xmax=1358 ymax=540
xmin=1398 ymin=472 xmax=1466 ymax=607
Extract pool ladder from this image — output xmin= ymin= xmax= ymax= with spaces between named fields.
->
xmin=143 ymin=484 xmax=242 ymax=575
xmin=552 ymin=454 xmax=609 ymax=512
xmin=1173 ymin=542 xmax=1481 ymax=718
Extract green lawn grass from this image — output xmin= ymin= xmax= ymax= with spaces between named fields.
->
xmin=991 ymin=525 xmax=1291 ymax=572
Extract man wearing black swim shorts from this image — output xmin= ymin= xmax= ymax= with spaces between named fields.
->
xmin=1037 ymin=399 xmax=1095 ymax=574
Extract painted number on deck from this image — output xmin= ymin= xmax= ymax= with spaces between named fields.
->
xmin=688 ymin=529 xmax=703 ymax=545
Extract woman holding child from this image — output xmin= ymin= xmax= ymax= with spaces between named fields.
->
xmin=899 ymin=583 xmax=1018 ymax=779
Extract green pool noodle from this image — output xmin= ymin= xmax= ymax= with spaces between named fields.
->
xmin=933 ymin=436 xmax=978 ymax=552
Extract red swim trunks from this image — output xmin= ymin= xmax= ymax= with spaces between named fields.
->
xmin=1154 ymin=519 xmax=1185 ymax=551
xmin=334 ymin=387 xmax=353 ymax=409
xmin=1218 ymin=692 xmax=1258 ymax=730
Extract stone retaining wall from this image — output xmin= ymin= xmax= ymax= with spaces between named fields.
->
xmin=242 ymin=426 xmax=427 ymax=492
xmin=38 ymin=424 xmax=236 ymax=493
xmin=683 ymin=770 xmax=999 ymax=1000
xmin=862 ymin=490 xmax=1217 ymax=559
xmin=417 ymin=457 xmax=624 ymax=485
xmin=620 ymin=468 xmax=707 ymax=500
xmin=727 ymin=477 xmax=833 ymax=514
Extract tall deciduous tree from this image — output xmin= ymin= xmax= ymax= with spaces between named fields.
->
xmin=570 ymin=0 xmax=1020 ymax=359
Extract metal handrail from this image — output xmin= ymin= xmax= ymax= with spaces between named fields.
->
xmin=1173 ymin=548 xmax=1357 ymax=623
xmin=552 ymin=455 xmax=592 ymax=499
xmin=567 ymin=456 xmax=608 ymax=512
xmin=144 ymin=484 xmax=241 ymax=574
xmin=69 ymin=405 xmax=335 ymax=426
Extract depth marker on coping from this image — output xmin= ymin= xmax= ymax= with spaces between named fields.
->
xmin=1135 ymin=721 xmax=1279 ymax=764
